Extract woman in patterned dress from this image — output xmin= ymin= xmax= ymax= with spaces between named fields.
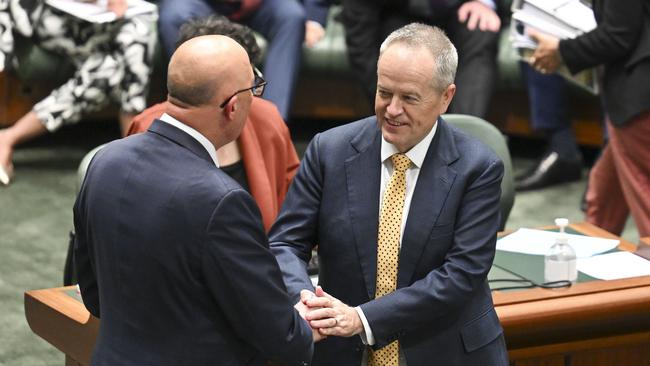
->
xmin=0 ymin=0 xmax=155 ymax=185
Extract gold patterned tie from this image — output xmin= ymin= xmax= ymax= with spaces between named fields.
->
xmin=369 ymin=153 xmax=412 ymax=366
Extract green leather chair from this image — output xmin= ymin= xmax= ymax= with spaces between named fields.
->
xmin=443 ymin=113 xmax=515 ymax=230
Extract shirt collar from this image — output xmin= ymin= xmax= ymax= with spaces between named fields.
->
xmin=159 ymin=113 xmax=220 ymax=167
xmin=380 ymin=118 xmax=439 ymax=169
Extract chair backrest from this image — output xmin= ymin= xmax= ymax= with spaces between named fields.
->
xmin=77 ymin=144 xmax=106 ymax=192
xmin=442 ymin=114 xmax=515 ymax=230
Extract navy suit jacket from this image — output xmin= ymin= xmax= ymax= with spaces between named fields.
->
xmin=74 ymin=120 xmax=313 ymax=366
xmin=270 ymin=117 xmax=508 ymax=365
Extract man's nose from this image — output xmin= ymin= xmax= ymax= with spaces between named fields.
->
xmin=386 ymin=96 xmax=402 ymax=116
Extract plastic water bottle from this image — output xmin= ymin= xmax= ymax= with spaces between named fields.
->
xmin=544 ymin=218 xmax=577 ymax=283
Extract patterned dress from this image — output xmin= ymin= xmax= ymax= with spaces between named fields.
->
xmin=0 ymin=0 xmax=155 ymax=131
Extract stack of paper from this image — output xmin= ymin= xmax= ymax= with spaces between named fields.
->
xmin=46 ymin=0 xmax=157 ymax=23
xmin=496 ymin=228 xmax=619 ymax=258
xmin=510 ymin=0 xmax=599 ymax=94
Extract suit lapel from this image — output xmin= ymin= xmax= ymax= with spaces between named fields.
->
xmin=397 ymin=119 xmax=459 ymax=288
xmin=345 ymin=120 xmax=382 ymax=300
xmin=148 ymin=119 xmax=214 ymax=165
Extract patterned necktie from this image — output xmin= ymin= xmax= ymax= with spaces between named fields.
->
xmin=369 ymin=153 xmax=412 ymax=366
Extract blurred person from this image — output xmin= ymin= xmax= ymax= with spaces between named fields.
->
xmin=529 ymin=0 xmax=650 ymax=236
xmin=515 ymin=63 xmax=583 ymax=191
xmin=157 ymin=0 xmax=329 ymax=120
xmin=340 ymin=0 xmax=502 ymax=119
xmin=270 ymin=23 xmax=508 ymax=366
xmin=74 ymin=35 xmax=317 ymax=365
xmin=0 ymin=0 xmax=154 ymax=186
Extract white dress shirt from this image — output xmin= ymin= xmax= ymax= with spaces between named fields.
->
xmin=159 ymin=113 xmax=220 ymax=167
xmin=355 ymin=121 xmax=439 ymax=346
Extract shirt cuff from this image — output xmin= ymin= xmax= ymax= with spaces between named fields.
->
xmin=477 ymin=0 xmax=496 ymax=10
xmin=355 ymin=306 xmax=375 ymax=346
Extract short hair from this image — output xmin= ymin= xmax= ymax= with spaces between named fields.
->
xmin=175 ymin=15 xmax=262 ymax=65
xmin=379 ymin=23 xmax=458 ymax=92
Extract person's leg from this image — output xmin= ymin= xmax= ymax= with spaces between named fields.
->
xmin=444 ymin=14 xmax=499 ymax=119
xmin=585 ymin=141 xmax=629 ymax=235
xmin=158 ymin=0 xmax=215 ymax=59
xmin=114 ymin=16 xmax=155 ymax=136
xmin=245 ymin=0 xmax=306 ymax=120
xmin=515 ymin=63 xmax=582 ymax=191
xmin=0 ymin=111 xmax=48 ymax=184
xmin=340 ymin=0 xmax=385 ymax=103
xmin=606 ymin=112 xmax=650 ymax=236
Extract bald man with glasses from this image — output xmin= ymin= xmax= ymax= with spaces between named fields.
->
xmin=73 ymin=35 xmax=318 ymax=366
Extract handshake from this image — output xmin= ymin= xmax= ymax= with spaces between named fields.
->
xmin=294 ymin=286 xmax=364 ymax=342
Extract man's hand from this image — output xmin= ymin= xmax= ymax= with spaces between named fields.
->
xmin=528 ymin=29 xmax=562 ymax=74
xmin=305 ymin=20 xmax=326 ymax=48
xmin=457 ymin=1 xmax=501 ymax=33
xmin=107 ymin=0 xmax=128 ymax=18
xmin=295 ymin=290 xmax=327 ymax=342
xmin=304 ymin=287 xmax=363 ymax=337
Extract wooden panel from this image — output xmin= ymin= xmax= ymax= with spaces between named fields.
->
xmin=512 ymin=355 xmax=566 ymax=366
xmin=489 ymin=92 xmax=603 ymax=147
xmin=572 ymin=343 xmax=650 ymax=366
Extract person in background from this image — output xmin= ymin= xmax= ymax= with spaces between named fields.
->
xmin=157 ymin=0 xmax=329 ymax=121
xmin=128 ymin=15 xmax=299 ymax=232
xmin=74 ymin=35 xmax=318 ymax=365
xmin=515 ymin=63 xmax=583 ymax=191
xmin=340 ymin=0 xmax=502 ymax=119
xmin=270 ymin=23 xmax=508 ymax=365
xmin=529 ymin=0 xmax=650 ymax=236
xmin=0 ymin=0 xmax=154 ymax=186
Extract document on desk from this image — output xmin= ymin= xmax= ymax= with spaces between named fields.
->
xmin=496 ymin=228 xmax=619 ymax=258
xmin=577 ymin=251 xmax=650 ymax=280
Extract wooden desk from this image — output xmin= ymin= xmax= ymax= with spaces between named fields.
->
xmin=25 ymin=222 xmax=650 ymax=366
xmin=24 ymin=286 xmax=98 ymax=366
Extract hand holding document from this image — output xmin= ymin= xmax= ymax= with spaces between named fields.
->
xmin=45 ymin=0 xmax=156 ymax=23
xmin=510 ymin=0 xmax=599 ymax=93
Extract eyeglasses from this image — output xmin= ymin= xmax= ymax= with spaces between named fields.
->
xmin=219 ymin=66 xmax=267 ymax=108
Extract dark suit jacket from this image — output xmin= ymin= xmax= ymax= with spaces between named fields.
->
xmin=270 ymin=117 xmax=508 ymax=365
xmin=74 ymin=120 xmax=313 ymax=366
xmin=559 ymin=0 xmax=650 ymax=126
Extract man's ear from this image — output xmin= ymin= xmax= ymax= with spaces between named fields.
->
xmin=440 ymin=83 xmax=457 ymax=113
xmin=223 ymin=95 xmax=239 ymax=121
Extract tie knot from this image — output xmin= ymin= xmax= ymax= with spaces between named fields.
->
xmin=391 ymin=153 xmax=412 ymax=173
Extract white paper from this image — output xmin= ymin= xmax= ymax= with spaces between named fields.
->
xmin=45 ymin=0 xmax=156 ymax=23
xmin=496 ymin=228 xmax=619 ymax=258
xmin=577 ymin=251 xmax=650 ymax=280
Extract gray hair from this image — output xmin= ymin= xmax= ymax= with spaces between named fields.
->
xmin=379 ymin=23 xmax=458 ymax=91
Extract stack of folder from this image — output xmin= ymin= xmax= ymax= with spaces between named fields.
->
xmin=510 ymin=0 xmax=599 ymax=94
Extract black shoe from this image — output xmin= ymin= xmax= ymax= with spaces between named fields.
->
xmin=515 ymin=151 xmax=582 ymax=191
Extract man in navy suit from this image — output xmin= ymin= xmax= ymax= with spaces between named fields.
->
xmin=270 ymin=23 xmax=508 ymax=365
xmin=74 ymin=35 xmax=316 ymax=365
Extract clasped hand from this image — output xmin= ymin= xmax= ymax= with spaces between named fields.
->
xmin=294 ymin=286 xmax=364 ymax=342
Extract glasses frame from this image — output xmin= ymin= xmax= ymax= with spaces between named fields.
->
xmin=218 ymin=66 xmax=267 ymax=108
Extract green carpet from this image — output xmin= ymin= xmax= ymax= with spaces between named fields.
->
xmin=0 ymin=121 xmax=639 ymax=365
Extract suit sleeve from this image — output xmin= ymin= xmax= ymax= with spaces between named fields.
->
xmin=360 ymin=157 xmax=504 ymax=348
xmin=304 ymin=0 xmax=330 ymax=27
xmin=559 ymin=0 xmax=645 ymax=74
xmin=269 ymin=135 xmax=324 ymax=302
xmin=201 ymin=189 xmax=313 ymax=365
